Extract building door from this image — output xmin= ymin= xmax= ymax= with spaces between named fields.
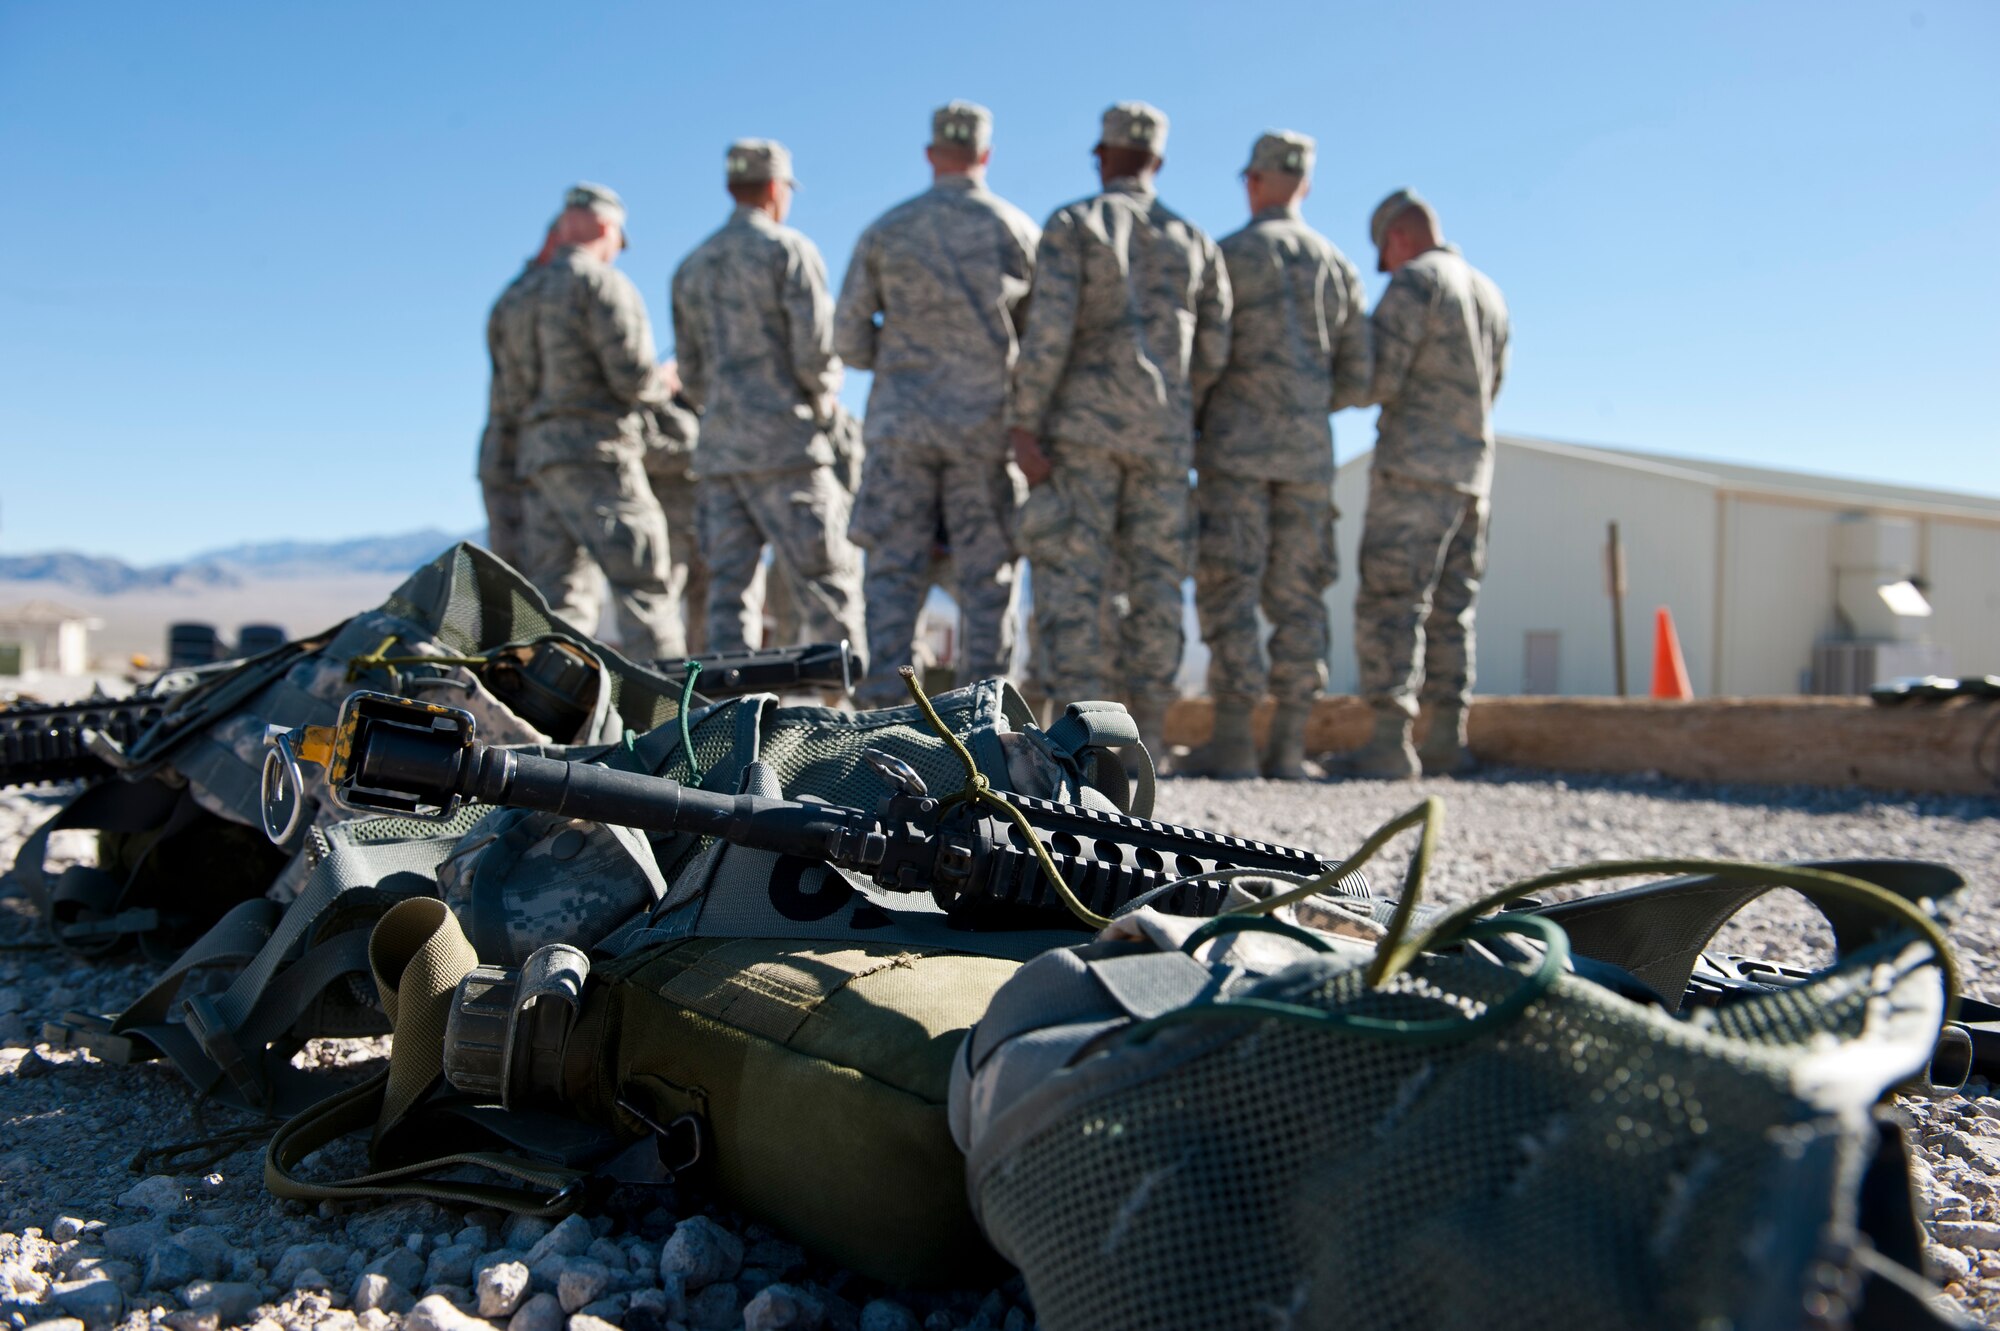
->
xmin=1523 ymin=630 xmax=1561 ymax=695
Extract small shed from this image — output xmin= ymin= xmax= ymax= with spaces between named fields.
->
xmin=0 ymin=600 xmax=100 ymax=676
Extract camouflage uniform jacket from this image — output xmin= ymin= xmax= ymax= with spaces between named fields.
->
xmin=1367 ymin=245 xmax=1510 ymax=495
xmin=1198 ymin=205 xmax=1372 ymax=486
xmin=516 ymin=247 xmax=666 ymax=476
xmin=479 ymin=259 xmax=538 ymax=485
xmin=834 ymin=176 xmax=1040 ymax=450
xmin=1005 ymin=177 xmax=1231 ymax=466
xmin=672 ymin=206 xmax=842 ymax=477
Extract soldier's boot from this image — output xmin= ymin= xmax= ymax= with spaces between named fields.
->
xmin=1323 ymin=705 xmax=1420 ymax=781
xmin=1126 ymin=698 xmax=1173 ymax=777
xmin=1179 ymin=701 xmax=1259 ymax=781
xmin=1261 ymin=701 xmax=1314 ymax=781
xmin=1417 ymin=702 xmax=1478 ymax=777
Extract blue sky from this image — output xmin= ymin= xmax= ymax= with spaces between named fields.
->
xmin=1 ymin=0 xmax=1993 ymax=564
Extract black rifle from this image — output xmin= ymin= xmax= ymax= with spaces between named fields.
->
xmin=264 ymin=691 xmax=1350 ymax=926
xmin=652 ymin=641 xmax=854 ymax=697
xmin=0 ymin=695 xmax=174 ymax=789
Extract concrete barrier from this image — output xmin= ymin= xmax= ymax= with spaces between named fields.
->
xmin=1162 ymin=696 xmax=2000 ymax=797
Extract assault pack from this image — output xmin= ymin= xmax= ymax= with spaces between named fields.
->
xmin=10 ymin=543 xmax=1991 ymax=1328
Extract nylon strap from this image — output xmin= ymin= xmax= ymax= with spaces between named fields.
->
xmin=264 ymin=897 xmax=586 ymax=1213
xmin=1045 ymin=701 xmax=1155 ymax=818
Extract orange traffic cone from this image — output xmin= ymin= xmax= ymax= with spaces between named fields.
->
xmin=1650 ymin=606 xmax=1693 ymax=700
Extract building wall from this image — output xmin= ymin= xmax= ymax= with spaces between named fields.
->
xmin=1918 ymin=517 xmax=2000 ymax=679
xmin=1714 ymin=496 xmax=1841 ymax=694
xmin=1324 ymin=441 xmax=2000 ymax=699
xmin=1327 ymin=443 xmax=1719 ymax=696
xmin=1711 ymin=497 xmax=2000 ymax=693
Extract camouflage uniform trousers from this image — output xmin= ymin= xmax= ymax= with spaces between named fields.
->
xmin=1352 ymin=467 xmax=1490 ymax=717
xmin=489 ymin=475 xmax=603 ymax=631
xmin=849 ymin=435 xmax=1020 ymax=707
xmin=1023 ymin=440 xmax=1188 ymax=708
xmin=646 ymin=460 xmax=710 ymax=656
xmin=697 ymin=465 xmax=868 ymax=668
xmin=1196 ymin=471 xmax=1337 ymax=708
xmin=521 ymin=456 xmax=684 ymax=660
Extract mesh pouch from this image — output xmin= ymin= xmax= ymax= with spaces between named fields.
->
xmin=953 ymin=880 xmax=1964 ymax=1331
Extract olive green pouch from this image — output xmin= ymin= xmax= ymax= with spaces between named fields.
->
xmin=565 ymin=937 xmax=1021 ymax=1287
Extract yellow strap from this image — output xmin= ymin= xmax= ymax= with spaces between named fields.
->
xmin=898 ymin=667 xmax=1111 ymax=930
xmin=264 ymin=898 xmax=585 ymax=1214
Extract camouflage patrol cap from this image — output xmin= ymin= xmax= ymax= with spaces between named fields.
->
xmin=1369 ymin=188 xmax=1437 ymax=249
xmin=726 ymin=139 xmax=797 ymax=187
xmin=932 ymin=101 xmax=992 ymax=153
xmin=565 ymin=182 xmax=626 ymax=227
xmin=1243 ymin=130 xmax=1315 ymax=178
xmin=564 ymin=182 xmax=628 ymax=248
xmin=1098 ymin=101 xmax=1169 ymax=155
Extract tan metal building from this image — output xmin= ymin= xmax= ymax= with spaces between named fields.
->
xmin=1323 ymin=436 xmax=2000 ymax=697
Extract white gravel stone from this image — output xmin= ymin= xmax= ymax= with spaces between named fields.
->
xmin=555 ymin=1260 xmax=609 ymax=1314
xmin=406 ymin=1294 xmax=503 ymax=1331
xmin=144 ymin=1243 xmax=202 ymax=1291
xmin=351 ymin=1272 xmax=415 ymax=1315
xmin=50 ymin=1217 xmax=93 ymax=1243
xmin=182 ymin=1279 xmax=263 ymax=1322
xmin=500 ymin=1218 xmax=553 ymax=1253
xmin=274 ymin=1243 xmax=352 ymax=1288
xmin=526 ymin=1216 xmax=592 ymax=1265
xmin=425 ymin=1244 xmax=479 ymax=1290
xmin=743 ymin=1283 xmax=825 ymax=1330
xmin=476 ymin=1261 xmax=532 ymax=1319
xmin=575 ymin=1294 xmax=627 ymax=1322
xmin=625 ymin=1284 xmax=685 ymax=1328
xmin=50 ymin=1275 xmax=122 ymax=1329
xmin=1936 ymin=1221 xmax=2000 ymax=1249
xmin=659 ymin=1217 xmax=743 ymax=1291
xmin=368 ymin=1247 xmax=426 ymax=1294
xmin=100 ymin=1220 xmax=166 ymax=1261
xmin=1931 ymin=1245 xmax=1974 ymax=1283
xmin=114 ymin=1175 xmax=185 ymax=1216
xmin=505 ymin=1292 xmax=563 ymax=1331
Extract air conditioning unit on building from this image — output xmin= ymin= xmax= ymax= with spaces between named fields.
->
xmin=1810 ymin=514 xmax=1948 ymax=694
xmin=1810 ymin=640 xmax=1949 ymax=695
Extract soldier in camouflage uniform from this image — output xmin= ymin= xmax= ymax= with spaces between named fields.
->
xmin=836 ymin=101 xmax=1039 ymax=707
xmin=481 ymin=221 xmax=602 ymax=627
xmin=672 ymin=140 xmax=868 ymax=671
xmin=516 ymin=183 xmax=683 ymax=658
xmin=1335 ymin=188 xmax=1510 ymax=780
xmin=1007 ymin=102 xmax=1231 ymax=760
xmin=1190 ymin=131 xmax=1372 ymax=780
xmin=640 ymin=363 xmax=709 ymax=654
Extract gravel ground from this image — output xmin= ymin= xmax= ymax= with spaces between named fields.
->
xmin=2 ymin=769 xmax=1997 ymax=1330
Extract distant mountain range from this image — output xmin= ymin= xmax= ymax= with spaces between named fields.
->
xmin=0 ymin=528 xmax=481 ymax=594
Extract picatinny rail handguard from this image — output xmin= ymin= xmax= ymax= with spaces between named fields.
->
xmin=262 ymin=691 xmax=1359 ymax=926
xmin=0 ymin=695 xmax=174 ymax=789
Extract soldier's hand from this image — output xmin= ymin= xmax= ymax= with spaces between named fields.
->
xmin=1010 ymin=428 xmax=1053 ymax=487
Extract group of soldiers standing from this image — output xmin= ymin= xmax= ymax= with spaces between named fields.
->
xmin=479 ymin=99 xmax=1509 ymax=782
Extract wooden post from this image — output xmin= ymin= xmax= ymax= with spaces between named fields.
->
xmin=1607 ymin=522 xmax=1629 ymax=697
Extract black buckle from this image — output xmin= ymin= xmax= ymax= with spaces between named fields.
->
xmin=183 ymin=994 xmax=268 ymax=1108
xmin=613 ymin=1094 xmax=706 ymax=1181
